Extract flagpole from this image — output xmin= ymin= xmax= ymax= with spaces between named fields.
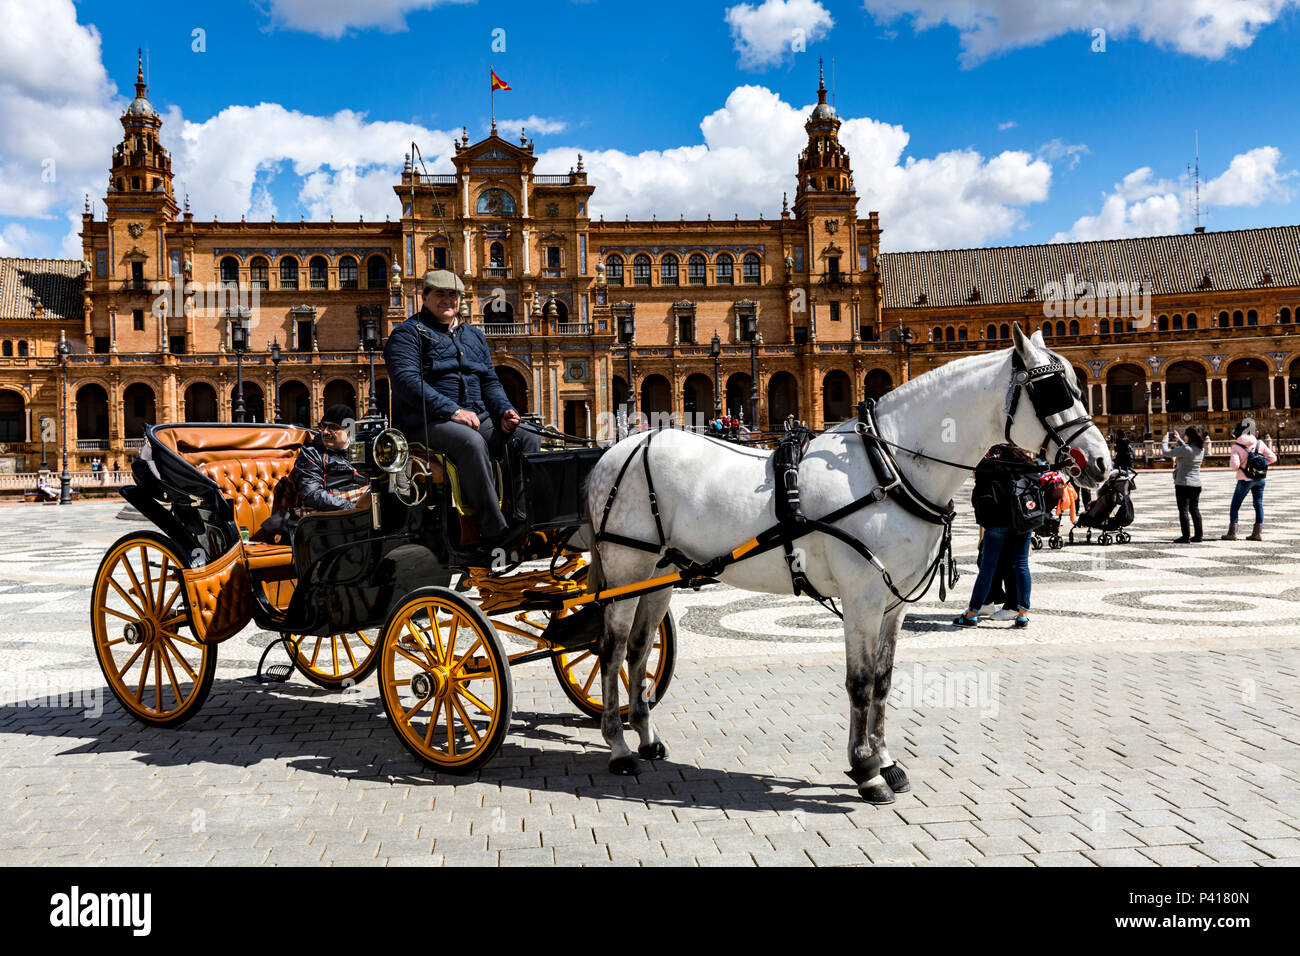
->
xmin=490 ymin=67 xmax=495 ymax=131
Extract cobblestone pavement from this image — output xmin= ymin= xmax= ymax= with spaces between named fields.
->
xmin=1 ymin=468 xmax=1298 ymax=866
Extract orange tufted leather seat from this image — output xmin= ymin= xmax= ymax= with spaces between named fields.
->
xmin=199 ymin=458 xmax=300 ymax=573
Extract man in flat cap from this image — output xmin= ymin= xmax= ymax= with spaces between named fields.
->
xmin=384 ymin=269 xmax=538 ymax=546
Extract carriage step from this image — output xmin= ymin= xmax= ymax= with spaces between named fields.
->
xmin=540 ymin=604 xmax=605 ymax=650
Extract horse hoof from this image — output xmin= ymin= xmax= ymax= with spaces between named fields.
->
xmin=880 ymin=763 xmax=911 ymax=793
xmin=858 ymin=779 xmax=896 ymax=805
xmin=609 ymin=755 xmax=639 ymax=776
xmin=638 ymin=741 xmax=668 ymax=760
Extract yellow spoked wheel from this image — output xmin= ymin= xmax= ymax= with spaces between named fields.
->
xmin=552 ymin=610 xmax=677 ymax=720
xmin=91 ymin=531 xmax=216 ymax=728
xmin=378 ymin=587 xmax=513 ymax=773
xmin=289 ymin=629 xmax=380 ymax=689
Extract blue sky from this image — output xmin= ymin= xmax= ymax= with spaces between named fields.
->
xmin=1 ymin=0 xmax=1297 ymax=258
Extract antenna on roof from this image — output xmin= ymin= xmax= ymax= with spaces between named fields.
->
xmin=1192 ymin=130 xmax=1202 ymax=232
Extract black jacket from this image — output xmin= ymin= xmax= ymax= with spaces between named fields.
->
xmin=293 ymin=436 xmax=369 ymax=512
xmin=383 ymin=308 xmax=514 ymax=436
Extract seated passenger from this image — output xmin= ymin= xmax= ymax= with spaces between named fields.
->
xmin=256 ymin=404 xmax=370 ymax=544
xmin=383 ymin=269 xmax=540 ymax=547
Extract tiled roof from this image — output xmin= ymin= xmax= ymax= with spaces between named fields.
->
xmin=0 ymin=258 xmax=84 ymax=319
xmin=880 ymin=226 xmax=1300 ymax=310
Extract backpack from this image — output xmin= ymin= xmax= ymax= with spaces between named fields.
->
xmin=1236 ymin=441 xmax=1269 ymax=481
xmin=1009 ymin=473 xmax=1048 ymax=533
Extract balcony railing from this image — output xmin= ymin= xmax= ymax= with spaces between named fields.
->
xmin=484 ymin=267 xmax=511 ymax=279
xmin=120 ymin=278 xmax=151 ymax=292
xmin=534 ymin=174 xmax=574 ymax=185
xmin=555 ymin=322 xmax=593 ymax=335
xmin=542 ymin=269 xmax=565 ymax=279
xmin=418 ymin=174 xmax=457 ymax=185
xmin=483 ymin=323 xmax=529 ymax=336
xmin=124 ymin=438 xmax=144 ymax=450
xmin=76 ymin=439 xmax=109 ymax=451
xmin=820 ymin=272 xmax=850 ymax=287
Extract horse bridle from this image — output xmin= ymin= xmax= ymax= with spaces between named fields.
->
xmin=1006 ymin=351 xmax=1093 ymax=477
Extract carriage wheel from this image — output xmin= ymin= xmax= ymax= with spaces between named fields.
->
xmin=378 ymin=587 xmax=512 ymax=773
xmin=91 ymin=531 xmax=216 ymax=728
xmin=289 ymin=629 xmax=380 ymax=689
xmin=552 ymin=610 xmax=677 ymax=721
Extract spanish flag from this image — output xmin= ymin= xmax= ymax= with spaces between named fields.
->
xmin=490 ymin=69 xmax=511 ymax=92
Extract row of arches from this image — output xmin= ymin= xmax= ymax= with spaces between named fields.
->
xmin=604 ymin=252 xmax=762 ymax=286
xmin=1 ymin=341 xmax=29 ymax=357
xmin=612 ymin=368 xmax=895 ymax=429
xmin=219 ymin=254 xmax=388 ymax=291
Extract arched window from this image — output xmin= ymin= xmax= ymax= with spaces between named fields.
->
xmin=1157 ymin=314 xmax=1168 ymax=331
xmin=1217 ymin=310 xmax=1229 ymax=327
xmin=367 ymin=255 xmax=387 ymax=288
xmin=1247 ymin=309 xmax=1258 ymax=326
xmin=661 ymin=253 xmax=679 ymax=285
xmin=1069 ymin=319 xmax=1079 ymax=336
xmin=489 ymin=242 xmax=505 ymax=269
xmin=716 ymin=254 xmax=734 ymax=284
xmin=1281 ymin=308 xmax=1292 ymax=324
xmin=220 ymin=256 xmax=239 ymax=286
xmin=998 ymin=323 xmax=1010 ymax=340
xmin=1055 ymin=321 xmax=1066 ymax=336
xmin=605 ymin=254 xmax=624 ymax=285
xmin=1187 ymin=312 xmax=1197 ymax=329
xmin=1232 ymin=310 xmax=1244 ymax=327
xmin=249 ymin=256 xmax=269 ymax=291
xmin=279 ymin=257 xmax=299 ymax=290
xmin=932 ymin=327 xmax=942 ymax=342
xmin=1 ymin=341 xmax=10 ymax=357
xmin=17 ymin=341 xmax=27 ymax=356
xmin=339 ymin=256 xmax=358 ymax=289
xmin=688 ymin=253 xmax=706 ymax=285
xmin=957 ymin=326 xmax=968 ymax=341
xmin=1171 ymin=314 xmax=1182 ymax=331
xmin=1099 ymin=319 xmax=1110 ymax=334
xmin=986 ymin=324 xmax=997 ymax=340
xmin=309 ymin=256 xmax=328 ymax=289
xmin=633 ymin=254 xmax=652 ymax=286
xmin=742 ymin=253 xmax=761 ymax=284
xmin=475 ymin=188 xmax=517 ymax=216
xmin=942 ymin=326 xmax=953 ymax=342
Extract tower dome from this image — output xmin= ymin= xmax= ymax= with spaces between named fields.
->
xmin=124 ymin=51 xmax=158 ymax=119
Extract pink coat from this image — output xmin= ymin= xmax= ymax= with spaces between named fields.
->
xmin=1229 ymin=434 xmax=1277 ymax=481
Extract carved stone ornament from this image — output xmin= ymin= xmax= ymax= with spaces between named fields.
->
xmin=127 ymin=222 xmax=144 ymax=238
xmin=546 ymin=202 xmax=559 ymax=217
xmin=825 ymin=220 xmax=839 ymax=234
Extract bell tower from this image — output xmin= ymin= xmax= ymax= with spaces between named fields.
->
xmin=793 ymin=60 xmax=855 ymax=218
xmin=106 ymin=51 xmax=178 ymax=222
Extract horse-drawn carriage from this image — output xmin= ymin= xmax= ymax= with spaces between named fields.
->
xmin=91 ymin=417 xmax=676 ymax=773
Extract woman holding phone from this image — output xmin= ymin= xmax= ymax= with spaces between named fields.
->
xmin=1161 ymin=426 xmax=1205 ymax=543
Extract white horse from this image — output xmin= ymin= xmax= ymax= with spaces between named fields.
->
xmin=584 ymin=326 xmax=1111 ymax=802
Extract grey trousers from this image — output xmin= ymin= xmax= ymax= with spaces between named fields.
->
xmin=414 ymin=412 xmax=539 ymax=536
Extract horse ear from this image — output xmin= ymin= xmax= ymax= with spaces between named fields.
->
xmin=1012 ymin=321 xmax=1032 ymax=358
xmin=1030 ymin=328 xmax=1046 ymax=348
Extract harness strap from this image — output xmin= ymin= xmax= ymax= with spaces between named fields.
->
xmin=595 ymin=430 xmax=666 ymax=554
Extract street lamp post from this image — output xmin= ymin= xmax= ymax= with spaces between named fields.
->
xmin=744 ymin=314 xmax=759 ymax=435
xmin=710 ymin=332 xmax=722 ymax=422
xmin=1144 ymin=385 xmax=1152 ymax=442
xmin=900 ymin=327 xmax=914 ymax=381
xmin=268 ymin=338 xmax=282 ymax=423
xmin=232 ymin=318 xmax=248 ymax=423
xmin=620 ymin=312 xmax=636 ymax=428
xmin=361 ymin=316 xmax=380 ymax=416
xmin=57 ymin=331 xmax=71 ymax=505
xmin=39 ymin=416 xmax=49 ymax=472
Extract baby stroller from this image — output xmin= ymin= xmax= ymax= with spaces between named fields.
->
xmin=1069 ymin=469 xmax=1136 ymax=545
xmin=1031 ymin=471 xmax=1071 ymax=551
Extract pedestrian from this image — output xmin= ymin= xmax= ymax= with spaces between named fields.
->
xmin=1162 ymin=426 xmax=1205 ymax=543
xmin=1112 ymin=429 xmax=1134 ymax=472
xmin=955 ymin=444 xmax=1040 ymax=628
xmin=1221 ymin=418 xmax=1277 ymax=541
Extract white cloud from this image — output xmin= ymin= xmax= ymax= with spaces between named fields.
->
xmin=497 ymin=115 xmax=568 ymax=136
xmin=1037 ymin=138 xmax=1088 ymax=170
xmin=726 ymin=0 xmax=834 ymax=69
xmin=548 ymin=84 xmax=1051 ymax=251
xmin=257 ymin=0 xmax=475 ymax=39
xmin=0 ymin=0 xmax=120 ymax=239
xmin=1051 ymin=148 xmax=1291 ymax=241
xmin=1202 ymin=146 xmax=1291 ymax=206
xmin=0 ymin=222 xmax=38 ymax=256
xmin=997 ymin=120 xmax=1016 ymax=130
xmin=864 ymin=0 xmax=1300 ymax=66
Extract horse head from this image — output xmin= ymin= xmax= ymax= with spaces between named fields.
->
xmin=1007 ymin=323 xmax=1112 ymax=489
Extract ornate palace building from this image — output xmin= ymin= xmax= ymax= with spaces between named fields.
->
xmin=1 ymin=59 xmax=1297 ymax=475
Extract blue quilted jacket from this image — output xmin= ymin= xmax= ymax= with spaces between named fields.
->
xmin=383 ymin=308 xmax=515 ymax=435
